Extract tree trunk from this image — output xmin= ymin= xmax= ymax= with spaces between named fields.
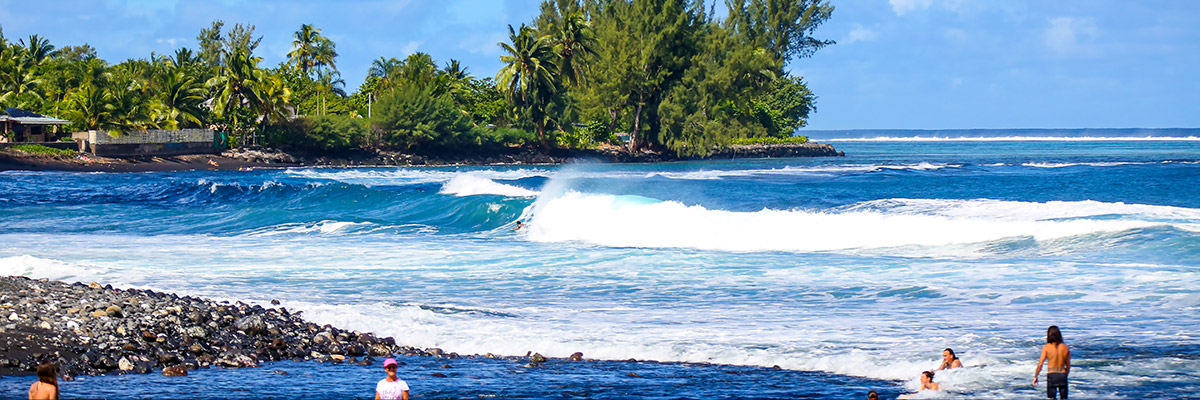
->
xmin=631 ymin=99 xmax=644 ymax=152
xmin=536 ymin=119 xmax=549 ymax=152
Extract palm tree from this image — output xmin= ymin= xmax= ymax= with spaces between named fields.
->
xmin=157 ymin=69 xmax=206 ymax=128
xmin=496 ymin=24 xmax=560 ymax=150
xmin=369 ymin=57 xmax=403 ymax=93
xmin=288 ymin=24 xmax=337 ymax=75
xmin=400 ymin=52 xmax=437 ymax=88
xmin=172 ymin=48 xmax=199 ymax=69
xmin=547 ymin=12 xmax=596 ymax=87
xmin=64 ymin=83 xmax=109 ymax=130
xmin=0 ymin=44 xmax=42 ymax=109
xmin=19 ymin=35 xmax=58 ymax=65
xmin=254 ymin=75 xmax=292 ymax=125
xmin=313 ymin=67 xmax=345 ymax=116
xmin=207 ymin=48 xmax=265 ymax=135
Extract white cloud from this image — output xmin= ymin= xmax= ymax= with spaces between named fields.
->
xmin=889 ymin=0 xmax=933 ymax=16
xmin=155 ymin=37 xmax=186 ymax=47
xmin=1043 ymin=17 xmax=1099 ymax=56
xmin=400 ymin=41 xmax=421 ymax=56
xmin=845 ymin=25 xmax=878 ymax=44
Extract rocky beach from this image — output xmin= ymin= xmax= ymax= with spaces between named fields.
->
xmin=0 ymin=275 xmax=498 ymax=378
xmin=0 ymin=142 xmax=842 ymax=173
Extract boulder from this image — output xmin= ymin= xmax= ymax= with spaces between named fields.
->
xmin=233 ymin=315 xmax=266 ymax=335
xmin=162 ymin=366 xmax=188 ymax=377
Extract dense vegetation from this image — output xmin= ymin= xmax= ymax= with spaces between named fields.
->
xmin=0 ymin=0 xmax=832 ymax=157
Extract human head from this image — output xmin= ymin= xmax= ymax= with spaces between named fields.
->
xmin=384 ymin=355 xmax=398 ymax=372
xmin=943 ymin=348 xmax=957 ymax=360
xmin=1047 ymin=325 xmax=1063 ymax=344
xmin=867 ymin=390 xmax=879 ymax=400
xmin=922 ymin=370 xmax=935 ymax=382
xmin=36 ymin=361 xmax=58 ymax=386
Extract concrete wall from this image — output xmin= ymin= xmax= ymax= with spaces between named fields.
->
xmin=78 ymin=129 xmax=217 ymax=157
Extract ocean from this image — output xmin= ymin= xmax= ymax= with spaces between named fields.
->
xmin=2 ymin=131 xmax=1198 ymax=399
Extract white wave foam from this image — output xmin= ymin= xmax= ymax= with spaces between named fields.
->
xmin=526 ymin=194 xmax=1180 ymax=252
xmin=242 ymin=220 xmax=375 ymax=236
xmin=284 ymin=168 xmax=554 ymax=186
xmin=646 ymin=162 xmax=956 ymax=180
xmin=439 ymin=175 xmax=538 ymax=197
xmin=0 ymin=255 xmax=110 ymax=282
xmin=1021 ymin=161 xmax=1149 ymax=168
xmin=824 ymin=136 xmax=1200 ymax=142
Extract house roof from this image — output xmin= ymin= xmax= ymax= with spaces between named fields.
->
xmin=0 ymin=108 xmax=72 ymax=125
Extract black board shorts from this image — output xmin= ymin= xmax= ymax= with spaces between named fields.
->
xmin=1047 ymin=372 xmax=1068 ymax=399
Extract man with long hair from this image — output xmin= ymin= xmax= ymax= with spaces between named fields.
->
xmin=1034 ymin=325 xmax=1071 ymax=399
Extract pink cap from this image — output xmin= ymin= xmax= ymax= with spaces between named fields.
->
xmin=383 ymin=358 xmax=398 ymax=368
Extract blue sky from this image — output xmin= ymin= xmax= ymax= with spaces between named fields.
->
xmin=2 ymin=0 xmax=1197 ymax=130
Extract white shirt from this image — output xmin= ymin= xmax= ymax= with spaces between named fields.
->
xmin=376 ymin=378 xmax=409 ymax=400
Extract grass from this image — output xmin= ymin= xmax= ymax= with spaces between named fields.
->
xmin=11 ymin=144 xmax=79 ymax=157
xmin=729 ymin=136 xmax=809 ymax=146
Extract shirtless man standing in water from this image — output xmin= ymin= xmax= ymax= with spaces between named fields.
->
xmin=1034 ymin=325 xmax=1071 ymax=399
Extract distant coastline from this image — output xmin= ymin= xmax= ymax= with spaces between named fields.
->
xmin=803 ymin=127 xmax=1200 ymax=141
xmin=0 ymin=142 xmax=843 ymax=173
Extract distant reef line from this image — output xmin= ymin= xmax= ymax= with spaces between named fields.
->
xmin=803 ymin=127 xmax=1200 ymax=137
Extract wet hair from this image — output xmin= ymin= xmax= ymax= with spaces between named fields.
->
xmin=943 ymin=348 xmax=958 ymax=361
xmin=922 ymin=370 xmax=935 ymax=382
xmin=1047 ymin=325 xmax=1063 ymax=344
xmin=867 ymin=390 xmax=879 ymax=400
xmin=36 ymin=361 xmax=58 ymax=386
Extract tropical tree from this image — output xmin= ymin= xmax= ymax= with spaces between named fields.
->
xmin=254 ymin=74 xmax=292 ymax=125
xmin=207 ymin=48 xmax=264 ymax=134
xmin=63 ymin=83 xmax=108 ymax=130
xmin=20 ymin=35 xmax=58 ymax=66
xmin=496 ymin=24 xmax=560 ymax=150
xmin=546 ymin=12 xmax=596 ymax=88
xmin=157 ymin=69 xmax=206 ymax=128
xmin=287 ymin=24 xmax=337 ymax=75
xmin=313 ymin=67 xmax=345 ymax=116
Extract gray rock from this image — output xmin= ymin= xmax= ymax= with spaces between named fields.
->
xmin=234 ymin=315 xmax=266 ymax=335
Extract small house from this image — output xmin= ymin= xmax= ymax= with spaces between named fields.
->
xmin=0 ymin=108 xmax=73 ymax=143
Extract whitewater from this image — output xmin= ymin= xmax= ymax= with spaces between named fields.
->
xmin=1 ymin=138 xmax=1198 ymax=398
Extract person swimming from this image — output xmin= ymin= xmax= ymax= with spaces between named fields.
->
xmin=899 ymin=370 xmax=940 ymax=399
xmin=937 ymin=348 xmax=963 ymax=370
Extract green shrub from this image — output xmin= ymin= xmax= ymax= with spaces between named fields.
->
xmin=266 ymin=115 xmax=368 ymax=153
xmin=372 ymin=84 xmax=473 ymax=150
xmin=729 ymin=136 xmax=809 ymax=146
xmin=474 ymin=127 xmax=536 ymax=147
xmin=11 ymin=144 xmax=78 ymax=157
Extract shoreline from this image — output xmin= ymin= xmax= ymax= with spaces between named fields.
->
xmin=0 ymin=143 xmax=843 ymax=173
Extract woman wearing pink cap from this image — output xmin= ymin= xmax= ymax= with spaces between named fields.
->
xmin=375 ymin=358 xmax=409 ymax=400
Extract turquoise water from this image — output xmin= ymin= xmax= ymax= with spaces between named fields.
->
xmin=2 ymin=136 xmax=1199 ymax=398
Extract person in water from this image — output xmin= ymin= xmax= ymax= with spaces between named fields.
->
xmin=1034 ymin=325 xmax=1071 ymax=399
xmin=899 ymin=371 xmax=940 ymax=399
xmin=937 ymin=348 xmax=963 ymax=370
xmin=375 ymin=358 xmax=409 ymax=400
xmin=28 ymin=361 xmax=59 ymax=400
xmin=866 ymin=390 xmax=879 ymax=400
xmin=513 ymin=221 xmax=524 ymax=231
